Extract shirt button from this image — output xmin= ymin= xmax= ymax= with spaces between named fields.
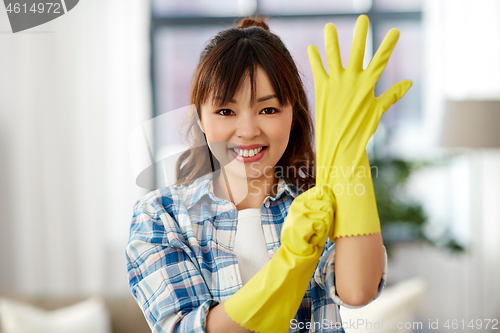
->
xmin=264 ymin=202 xmax=270 ymax=208
xmin=273 ymin=246 xmax=279 ymax=253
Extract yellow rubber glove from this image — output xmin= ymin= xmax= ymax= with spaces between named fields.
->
xmin=307 ymin=15 xmax=412 ymax=239
xmin=224 ymin=184 xmax=335 ymax=333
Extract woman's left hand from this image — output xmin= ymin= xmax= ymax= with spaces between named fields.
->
xmin=308 ymin=15 xmax=412 ymax=179
xmin=307 ymin=15 xmax=412 ymax=239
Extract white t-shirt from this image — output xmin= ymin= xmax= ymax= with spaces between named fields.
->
xmin=233 ymin=208 xmax=270 ymax=285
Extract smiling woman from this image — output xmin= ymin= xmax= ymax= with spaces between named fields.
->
xmin=126 ymin=15 xmax=392 ymax=333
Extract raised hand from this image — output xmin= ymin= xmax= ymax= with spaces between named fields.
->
xmin=307 ymin=15 xmax=412 ymax=239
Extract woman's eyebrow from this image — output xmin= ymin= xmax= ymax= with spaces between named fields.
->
xmin=257 ymin=94 xmax=277 ymax=102
xmin=229 ymin=94 xmax=277 ymax=103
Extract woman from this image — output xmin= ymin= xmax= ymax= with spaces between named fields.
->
xmin=126 ymin=15 xmax=410 ymax=333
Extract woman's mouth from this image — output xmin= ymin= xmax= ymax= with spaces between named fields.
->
xmin=228 ymin=146 xmax=268 ymax=163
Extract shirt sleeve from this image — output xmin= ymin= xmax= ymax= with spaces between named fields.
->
xmin=313 ymin=240 xmax=388 ymax=309
xmin=126 ymin=199 xmax=218 ymax=333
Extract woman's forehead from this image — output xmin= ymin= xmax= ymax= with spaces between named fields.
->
xmin=205 ymin=67 xmax=278 ymax=105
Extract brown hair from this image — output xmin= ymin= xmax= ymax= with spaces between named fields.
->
xmin=174 ymin=17 xmax=316 ymax=191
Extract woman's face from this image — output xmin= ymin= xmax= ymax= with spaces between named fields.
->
xmin=198 ymin=66 xmax=294 ymax=182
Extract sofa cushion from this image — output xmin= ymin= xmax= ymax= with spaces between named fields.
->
xmin=0 ymin=296 xmax=111 ymax=333
xmin=0 ymin=291 xmax=150 ymax=333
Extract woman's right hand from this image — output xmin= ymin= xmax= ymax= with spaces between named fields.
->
xmin=280 ymin=184 xmax=336 ymax=254
xmin=222 ymin=184 xmax=336 ymax=333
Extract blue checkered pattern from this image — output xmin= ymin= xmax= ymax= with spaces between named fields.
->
xmin=126 ymin=172 xmax=387 ymax=333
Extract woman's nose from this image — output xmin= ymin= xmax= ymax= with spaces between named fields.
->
xmin=235 ymin=114 xmax=261 ymax=139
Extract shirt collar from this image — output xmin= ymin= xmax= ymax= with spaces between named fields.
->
xmin=179 ymin=172 xmax=302 ymax=210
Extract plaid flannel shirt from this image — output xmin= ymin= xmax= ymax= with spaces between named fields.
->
xmin=126 ymin=172 xmax=387 ymax=333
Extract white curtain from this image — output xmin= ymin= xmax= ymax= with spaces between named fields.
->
xmin=0 ymin=0 xmax=150 ymax=295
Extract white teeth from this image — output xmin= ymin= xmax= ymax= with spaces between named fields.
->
xmin=232 ymin=146 xmax=264 ymax=157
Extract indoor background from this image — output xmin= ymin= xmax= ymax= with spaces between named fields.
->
xmin=0 ymin=0 xmax=499 ymax=332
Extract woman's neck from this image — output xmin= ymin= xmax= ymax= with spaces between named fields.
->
xmin=214 ymin=168 xmax=278 ymax=210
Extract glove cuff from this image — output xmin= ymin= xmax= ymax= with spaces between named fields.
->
xmin=321 ymin=152 xmax=382 ymax=239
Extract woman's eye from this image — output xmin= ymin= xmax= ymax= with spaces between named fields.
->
xmin=216 ymin=109 xmax=233 ymax=116
xmin=261 ymin=107 xmax=279 ymax=114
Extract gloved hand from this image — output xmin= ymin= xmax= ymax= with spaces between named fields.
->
xmin=224 ymin=184 xmax=335 ymax=333
xmin=307 ymin=15 xmax=412 ymax=239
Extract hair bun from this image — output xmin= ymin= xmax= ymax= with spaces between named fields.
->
xmin=236 ymin=17 xmax=270 ymax=32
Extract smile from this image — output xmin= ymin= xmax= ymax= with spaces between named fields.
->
xmin=228 ymin=146 xmax=268 ymax=163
